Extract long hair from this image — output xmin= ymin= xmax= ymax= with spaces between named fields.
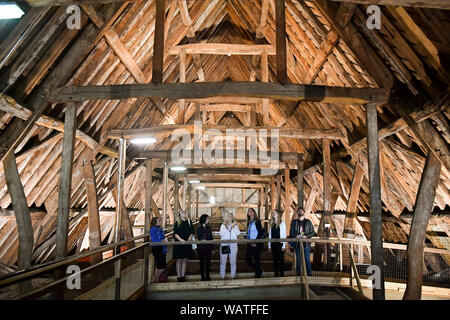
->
xmin=222 ymin=212 xmax=234 ymax=227
xmin=246 ymin=208 xmax=257 ymax=231
xmin=175 ymin=209 xmax=186 ymax=226
xmin=270 ymin=210 xmax=281 ymax=229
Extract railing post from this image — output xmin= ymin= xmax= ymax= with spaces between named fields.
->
xmin=339 ymin=243 xmax=343 ymax=272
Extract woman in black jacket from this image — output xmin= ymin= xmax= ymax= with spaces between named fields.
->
xmin=245 ymin=208 xmax=265 ymax=278
xmin=196 ymin=214 xmax=214 ymax=281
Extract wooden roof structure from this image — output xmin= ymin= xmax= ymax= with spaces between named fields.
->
xmin=0 ymin=0 xmax=449 ymax=271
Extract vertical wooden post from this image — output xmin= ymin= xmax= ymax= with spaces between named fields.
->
xmin=276 ymin=178 xmax=281 ymax=212
xmin=366 ymin=102 xmax=385 ymax=300
xmin=144 ymin=159 xmax=153 ymax=296
xmin=261 ymin=50 xmax=270 ymax=125
xmin=178 ymin=49 xmax=186 ymax=124
xmin=322 ymin=139 xmax=332 ymax=267
xmin=152 ymin=0 xmax=165 ymax=84
xmin=275 ymin=0 xmax=287 ymax=83
xmin=297 ymin=157 xmax=304 ymax=209
xmin=270 ymin=180 xmax=276 ymax=211
xmin=195 ymin=189 xmax=199 ymax=220
xmin=56 ymin=102 xmax=77 ymax=260
xmin=284 ymin=167 xmax=291 ymax=235
xmin=163 ymin=162 xmax=168 ymax=229
xmin=114 ymin=137 xmax=126 ymax=300
xmin=145 ymin=160 xmax=153 ymax=229
xmin=404 ymin=154 xmax=441 ymax=300
xmin=83 ymin=161 xmax=102 ymax=264
xmin=3 ymin=152 xmax=33 ymax=268
xmin=174 ymin=174 xmax=180 ymax=217
xmin=182 ymin=177 xmax=188 ymax=210
xmin=187 ymin=183 xmax=192 ymax=219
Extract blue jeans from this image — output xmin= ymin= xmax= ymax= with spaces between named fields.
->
xmin=294 ymin=245 xmax=312 ymax=276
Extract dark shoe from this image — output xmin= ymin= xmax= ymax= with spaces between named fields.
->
xmin=255 ymin=270 xmax=263 ymax=278
xmin=181 ymin=276 xmax=187 ymax=282
xmin=177 ymin=277 xmax=182 ymax=282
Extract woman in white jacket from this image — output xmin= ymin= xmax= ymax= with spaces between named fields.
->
xmin=268 ymin=209 xmax=286 ymax=277
xmin=219 ymin=213 xmax=240 ymax=279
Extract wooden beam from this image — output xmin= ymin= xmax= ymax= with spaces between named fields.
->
xmin=284 ymin=167 xmax=291 ymax=233
xmin=297 ymin=158 xmax=304 ymax=209
xmin=174 ymin=174 xmax=180 ymax=217
xmin=152 ymin=0 xmax=165 ymax=84
xmin=343 ymin=159 xmax=364 ymax=238
xmin=55 ymin=102 xmax=77 ymax=260
xmin=137 ymin=149 xmax=303 ymax=162
xmin=200 ymin=104 xmax=254 ymax=113
xmin=275 ymin=0 xmax=287 ymax=83
xmin=366 ymin=102 xmax=385 ymax=300
xmin=48 ymin=82 xmax=389 ymax=104
xmin=3 ymin=152 xmax=34 ymax=269
xmin=178 ymin=49 xmax=186 ymax=124
xmin=82 ymin=161 xmax=102 ymax=264
xmin=194 ymin=183 xmax=266 ymax=189
xmin=404 ymin=154 xmax=441 ymax=300
xmin=162 ymin=162 xmax=168 ymax=228
xmin=182 ymin=174 xmax=271 ymax=182
xmin=28 ymin=0 xmax=136 ymax=5
xmin=145 ymin=160 xmax=153 ymax=229
xmin=329 ymin=0 xmax=450 ymax=10
xmin=170 ymin=43 xmax=276 ymax=56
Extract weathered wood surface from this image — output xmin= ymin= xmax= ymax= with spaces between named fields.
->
xmin=404 ymin=154 xmax=442 ymax=300
xmin=170 ymin=44 xmax=276 ymax=56
xmin=329 ymin=0 xmax=450 ymax=10
xmin=47 ymin=82 xmax=389 ymax=104
xmin=55 ymin=102 xmax=77 ymax=260
xmin=366 ymin=102 xmax=385 ymax=300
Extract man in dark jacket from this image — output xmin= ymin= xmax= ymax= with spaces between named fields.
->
xmin=289 ymin=207 xmax=316 ymax=276
xmin=246 ymin=208 xmax=265 ymax=278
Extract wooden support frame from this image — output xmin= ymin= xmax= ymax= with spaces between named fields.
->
xmin=47 ymin=82 xmax=389 ymax=104
xmin=55 ymin=102 xmax=77 ymax=260
xmin=297 ymin=158 xmax=304 ymax=209
xmin=162 ymin=162 xmax=168 ymax=229
xmin=404 ymin=154 xmax=441 ymax=300
xmin=366 ymin=102 xmax=385 ymax=300
xmin=3 ymin=152 xmax=34 ymax=268
xmin=275 ymin=0 xmax=287 ymax=83
xmin=169 ymin=43 xmax=276 ymax=56
xmin=82 ymin=161 xmax=102 ymax=264
xmin=152 ymin=0 xmax=166 ymax=84
xmin=343 ymin=159 xmax=364 ymax=238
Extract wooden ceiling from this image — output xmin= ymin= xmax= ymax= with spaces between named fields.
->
xmin=0 ymin=0 xmax=448 ymax=267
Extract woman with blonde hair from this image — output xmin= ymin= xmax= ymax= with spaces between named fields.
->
xmin=173 ymin=209 xmax=194 ymax=282
xmin=268 ymin=209 xmax=286 ymax=277
xmin=219 ymin=213 xmax=240 ymax=279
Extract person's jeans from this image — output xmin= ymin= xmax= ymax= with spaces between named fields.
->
xmin=294 ymin=245 xmax=312 ymax=276
xmin=246 ymin=244 xmax=262 ymax=275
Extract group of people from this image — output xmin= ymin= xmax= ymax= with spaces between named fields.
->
xmin=149 ymin=207 xmax=316 ymax=283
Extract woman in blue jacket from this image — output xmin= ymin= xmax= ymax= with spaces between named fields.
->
xmin=150 ymin=216 xmax=168 ymax=282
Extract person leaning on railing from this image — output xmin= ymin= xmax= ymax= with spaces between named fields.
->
xmin=289 ymin=207 xmax=316 ymax=276
xmin=268 ymin=209 xmax=286 ymax=277
xmin=150 ymin=216 xmax=168 ymax=283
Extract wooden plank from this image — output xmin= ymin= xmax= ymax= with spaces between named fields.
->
xmin=3 ymin=152 xmax=34 ymax=269
xmin=284 ymin=167 xmax=291 ymax=233
xmin=343 ymin=159 xmax=364 ymax=238
xmin=145 ymin=160 xmax=153 ymax=230
xmin=275 ymin=0 xmax=287 ymax=83
xmin=55 ymin=102 xmax=77 ymax=260
xmin=366 ymin=102 xmax=385 ymax=300
xmin=111 ymin=124 xmax=346 ymax=141
xmin=48 ymin=82 xmax=389 ymax=104
xmin=178 ymin=49 xmax=186 ymax=124
xmin=152 ymin=0 xmax=166 ymax=84
xmin=169 ymin=43 xmax=276 ymax=55
xmin=404 ymin=154 xmax=441 ymax=300
xmin=82 ymin=161 xmax=102 ymax=263
xmin=329 ymin=0 xmax=450 ymax=10
xmin=200 ymin=104 xmax=254 ymax=113
xmin=297 ymin=158 xmax=304 ymax=209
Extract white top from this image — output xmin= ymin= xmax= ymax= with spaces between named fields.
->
xmin=220 ymin=223 xmax=240 ymax=248
xmin=268 ymin=221 xmax=286 ymax=249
